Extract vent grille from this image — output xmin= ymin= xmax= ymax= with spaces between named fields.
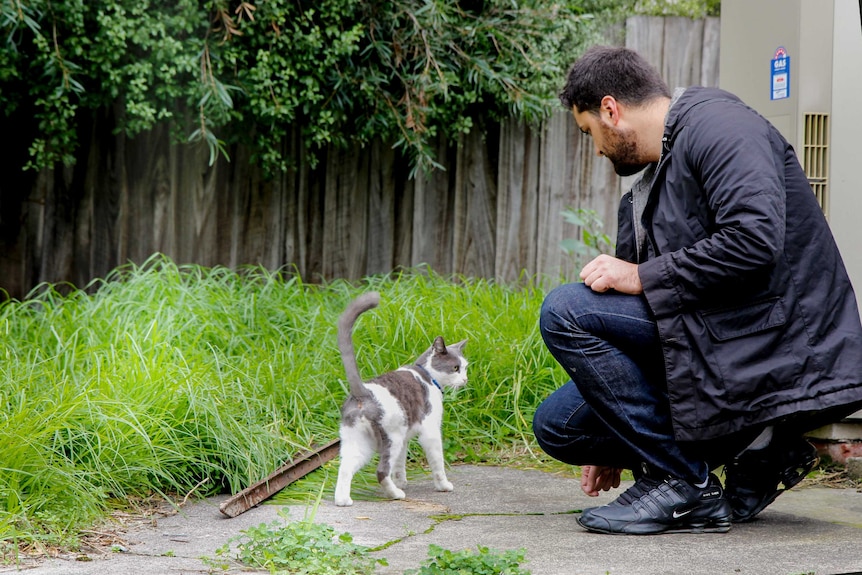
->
xmin=803 ymin=113 xmax=829 ymax=214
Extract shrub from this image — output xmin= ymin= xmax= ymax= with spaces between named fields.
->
xmin=0 ymin=0 xmax=609 ymax=176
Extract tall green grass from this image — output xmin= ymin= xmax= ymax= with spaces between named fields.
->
xmin=0 ymin=255 xmax=566 ymax=547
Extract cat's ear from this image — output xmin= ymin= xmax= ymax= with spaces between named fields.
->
xmin=450 ymin=339 xmax=467 ymax=351
xmin=432 ymin=336 xmax=447 ymax=355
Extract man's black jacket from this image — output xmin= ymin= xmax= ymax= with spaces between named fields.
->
xmin=617 ymin=86 xmax=862 ymax=441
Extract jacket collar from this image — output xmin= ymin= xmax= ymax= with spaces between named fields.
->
xmin=663 ymin=86 xmax=745 ymax=143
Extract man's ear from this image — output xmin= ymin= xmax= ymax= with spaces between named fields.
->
xmin=600 ymin=95 xmax=621 ymax=126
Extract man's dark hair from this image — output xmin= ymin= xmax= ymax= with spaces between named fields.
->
xmin=559 ymin=46 xmax=670 ymax=114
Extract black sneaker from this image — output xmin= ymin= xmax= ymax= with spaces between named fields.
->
xmin=611 ymin=477 xmax=663 ymax=507
xmin=577 ymin=473 xmax=731 ymax=535
xmin=606 ymin=463 xmax=665 ymax=507
xmin=725 ymin=435 xmax=819 ymax=523
xmin=580 ymin=467 xmax=663 ymax=516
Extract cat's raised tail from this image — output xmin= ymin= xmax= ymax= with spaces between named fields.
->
xmin=337 ymin=291 xmax=381 ymax=400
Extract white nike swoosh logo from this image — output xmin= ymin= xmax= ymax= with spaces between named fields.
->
xmin=672 ymin=509 xmax=693 ymax=519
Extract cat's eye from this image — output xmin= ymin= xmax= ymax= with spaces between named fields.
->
xmin=453 ymin=366 xmax=460 ymax=372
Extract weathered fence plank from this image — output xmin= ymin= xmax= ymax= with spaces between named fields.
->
xmin=495 ymin=118 xmax=540 ymax=283
xmin=627 ymin=16 xmax=667 ymax=72
xmin=536 ymin=111 xmax=579 ymax=282
xmin=702 ymin=17 xmax=722 ymax=87
xmin=453 ymin=125 xmax=498 ymax=279
xmin=365 ymin=140 xmax=397 ymax=276
xmin=323 ymin=142 xmax=364 ymax=279
xmin=411 ymin=138 xmax=456 ymax=273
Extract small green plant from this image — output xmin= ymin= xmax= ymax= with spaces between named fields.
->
xmin=560 ymin=207 xmax=615 ymax=269
xmin=209 ymin=509 xmax=384 ymax=575
xmin=405 ymin=544 xmax=531 ymax=575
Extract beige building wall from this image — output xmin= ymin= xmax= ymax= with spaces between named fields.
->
xmin=720 ymin=0 xmax=862 ymax=315
xmin=828 ymin=1 xmax=862 ymax=311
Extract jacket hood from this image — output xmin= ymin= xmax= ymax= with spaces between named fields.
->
xmin=664 ymin=87 xmax=746 ymax=138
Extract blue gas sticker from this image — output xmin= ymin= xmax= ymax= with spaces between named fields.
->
xmin=771 ymin=47 xmax=790 ymax=100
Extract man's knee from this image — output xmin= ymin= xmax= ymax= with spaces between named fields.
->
xmin=531 ymin=384 xmax=582 ymax=452
xmin=532 ymin=398 xmax=554 ymax=444
xmin=532 ymin=394 xmax=606 ymax=467
xmin=532 ymin=398 xmax=567 ymax=461
xmin=540 ymin=283 xmax=589 ymax=339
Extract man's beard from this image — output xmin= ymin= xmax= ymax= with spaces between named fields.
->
xmin=612 ymin=157 xmax=649 ymax=177
xmin=602 ymin=125 xmax=649 ymax=176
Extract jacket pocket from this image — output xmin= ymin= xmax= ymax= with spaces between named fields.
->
xmin=699 ymin=297 xmax=786 ymax=342
xmin=693 ymin=297 xmax=797 ymax=407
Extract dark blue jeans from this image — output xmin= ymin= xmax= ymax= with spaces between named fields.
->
xmin=535 ymin=282 xmax=713 ymax=482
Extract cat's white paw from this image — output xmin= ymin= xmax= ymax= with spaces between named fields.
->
xmin=435 ymin=480 xmax=454 ymax=492
xmin=334 ymin=496 xmax=354 ymax=507
xmin=383 ymin=486 xmax=406 ymax=500
xmin=380 ymin=477 xmax=406 ymax=500
xmin=394 ymin=474 xmax=408 ymax=489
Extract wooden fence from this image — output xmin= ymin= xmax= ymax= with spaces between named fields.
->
xmin=0 ymin=16 xmax=720 ymax=300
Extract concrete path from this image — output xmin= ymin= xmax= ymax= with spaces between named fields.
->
xmin=10 ymin=465 xmax=862 ymax=575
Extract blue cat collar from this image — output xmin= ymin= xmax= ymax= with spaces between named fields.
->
xmin=415 ymin=365 xmax=443 ymax=392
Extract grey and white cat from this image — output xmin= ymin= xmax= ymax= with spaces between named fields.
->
xmin=333 ymin=291 xmax=468 ymax=507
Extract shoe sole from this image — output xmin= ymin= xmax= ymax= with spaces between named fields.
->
xmin=577 ymin=515 xmax=732 ymax=535
xmin=731 ymin=451 xmax=819 ymax=523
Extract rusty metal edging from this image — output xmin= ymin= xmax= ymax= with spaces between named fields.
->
xmin=219 ymin=438 xmax=340 ymax=518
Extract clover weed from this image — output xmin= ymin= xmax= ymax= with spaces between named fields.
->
xmin=405 ymin=544 xmax=531 ymax=575
xmin=209 ymin=509 xmax=385 ymax=575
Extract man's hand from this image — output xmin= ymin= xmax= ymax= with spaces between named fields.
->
xmin=580 ymin=465 xmax=623 ymax=497
xmin=580 ymin=255 xmax=643 ymax=294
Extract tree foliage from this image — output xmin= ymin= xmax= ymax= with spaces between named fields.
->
xmin=634 ymin=0 xmax=720 ymax=17
xmin=1 ymin=0 xmax=609 ymax=177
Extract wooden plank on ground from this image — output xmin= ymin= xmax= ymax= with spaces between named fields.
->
xmin=219 ymin=439 xmax=341 ymax=518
